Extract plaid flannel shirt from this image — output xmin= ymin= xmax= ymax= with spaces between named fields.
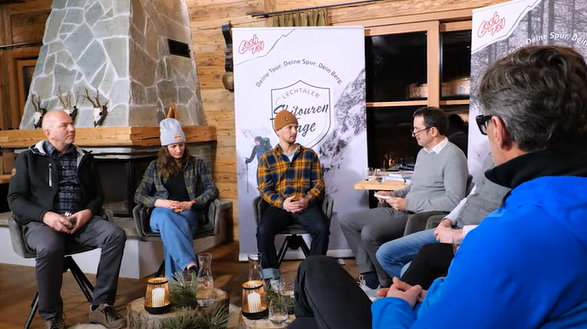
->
xmin=45 ymin=141 xmax=83 ymax=215
xmin=134 ymin=157 xmax=219 ymax=211
xmin=257 ymin=144 xmax=325 ymax=208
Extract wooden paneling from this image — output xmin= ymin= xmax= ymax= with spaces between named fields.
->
xmin=0 ymin=0 xmax=49 ymax=131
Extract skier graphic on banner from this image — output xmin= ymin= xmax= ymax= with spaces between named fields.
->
xmin=245 ymin=136 xmax=272 ymax=165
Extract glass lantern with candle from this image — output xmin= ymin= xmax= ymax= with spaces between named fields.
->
xmin=144 ymin=277 xmax=172 ymax=314
xmin=241 ymin=280 xmax=268 ymax=320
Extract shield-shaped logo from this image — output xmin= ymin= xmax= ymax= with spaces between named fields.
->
xmin=271 ymin=80 xmax=332 ymax=148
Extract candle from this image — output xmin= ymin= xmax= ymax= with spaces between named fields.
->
xmin=152 ymin=287 xmax=165 ymax=307
xmin=247 ymin=292 xmax=261 ymax=313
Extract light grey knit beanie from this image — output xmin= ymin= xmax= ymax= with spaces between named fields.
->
xmin=160 ymin=118 xmax=185 ymax=146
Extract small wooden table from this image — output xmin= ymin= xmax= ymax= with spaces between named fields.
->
xmin=353 ymin=179 xmax=406 ymax=191
xmin=0 ymin=174 xmax=10 ymax=184
xmin=240 ymin=313 xmax=295 ymax=328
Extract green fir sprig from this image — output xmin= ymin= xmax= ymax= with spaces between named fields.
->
xmin=159 ymin=305 xmax=229 ymax=329
xmin=161 ymin=271 xmax=230 ymax=329
xmin=169 ymin=271 xmax=200 ymax=309
xmin=265 ymin=283 xmax=295 ymax=314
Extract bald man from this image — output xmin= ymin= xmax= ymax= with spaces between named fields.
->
xmin=8 ymin=111 xmax=127 ymax=329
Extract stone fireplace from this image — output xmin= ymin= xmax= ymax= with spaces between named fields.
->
xmin=0 ymin=0 xmax=216 ymax=216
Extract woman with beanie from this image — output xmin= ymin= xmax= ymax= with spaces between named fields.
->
xmin=134 ymin=118 xmax=219 ymax=279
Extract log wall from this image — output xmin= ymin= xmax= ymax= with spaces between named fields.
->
xmin=0 ymin=0 xmax=507 ymax=240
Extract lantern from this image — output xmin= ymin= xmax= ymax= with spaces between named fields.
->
xmin=241 ymin=280 xmax=268 ymax=320
xmin=144 ymin=277 xmax=171 ymax=314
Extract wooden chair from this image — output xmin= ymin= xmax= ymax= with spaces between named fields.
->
xmin=8 ymin=210 xmax=114 ymax=329
xmin=253 ymin=195 xmax=334 ymax=266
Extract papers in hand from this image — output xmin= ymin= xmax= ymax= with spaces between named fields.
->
xmin=374 ymin=192 xmax=391 ymax=200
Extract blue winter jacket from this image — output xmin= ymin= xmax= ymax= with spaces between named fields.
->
xmin=373 ymin=174 xmax=587 ymax=328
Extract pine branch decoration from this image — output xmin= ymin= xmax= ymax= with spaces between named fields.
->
xmin=162 ymin=271 xmax=230 ymax=329
xmin=169 ymin=271 xmax=199 ymax=309
xmin=265 ymin=283 xmax=295 ymax=314
xmin=159 ymin=305 xmax=230 ymax=329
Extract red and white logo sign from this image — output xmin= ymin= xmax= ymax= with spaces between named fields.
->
xmin=238 ymin=34 xmax=265 ymax=55
xmin=477 ymin=12 xmax=506 ymax=38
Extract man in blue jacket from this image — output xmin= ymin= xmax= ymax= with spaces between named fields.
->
xmin=288 ymin=45 xmax=587 ymax=329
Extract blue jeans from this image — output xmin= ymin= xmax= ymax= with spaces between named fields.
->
xmin=375 ymin=228 xmax=438 ymax=279
xmin=150 ymin=207 xmax=199 ymax=279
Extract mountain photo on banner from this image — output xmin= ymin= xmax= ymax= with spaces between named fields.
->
xmin=469 ymin=0 xmax=587 ymax=179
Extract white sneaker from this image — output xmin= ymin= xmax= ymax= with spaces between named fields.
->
xmin=358 ymin=275 xmax=381 ymax=302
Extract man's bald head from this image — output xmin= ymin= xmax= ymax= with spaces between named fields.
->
xmin=42 ymin=110 xmax=70 ymax=130
xmin=42 ymin=110 xmax=76 ymax=153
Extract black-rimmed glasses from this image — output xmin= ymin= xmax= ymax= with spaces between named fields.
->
xmin=476 ymin=115 xmax=492 ymax=135
xmin=410 ymin=127 xmax=431 ymax=137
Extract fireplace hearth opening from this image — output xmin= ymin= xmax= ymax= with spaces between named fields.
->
xmin=95 ymin=156 xmax=156 ymax=217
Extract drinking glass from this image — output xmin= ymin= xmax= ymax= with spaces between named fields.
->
xmin=363 ymin=167 xmax=373 ymax=181
xmin=280 ymin=274 xmax=295 ymax=314
xmin=268 ymin=298 xmax=288 ymax=325
xmin=374 ymin=168 xmax=383 ymax=183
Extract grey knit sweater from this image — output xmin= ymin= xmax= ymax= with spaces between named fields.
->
xmin=393 ymin=142 xmax=468 ymax=213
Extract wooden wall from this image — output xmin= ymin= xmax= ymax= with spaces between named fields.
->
xmin=0 ymin=0 xmax=47 ymax=130
xmin=0 ymin=0 xmax=506 ymax=240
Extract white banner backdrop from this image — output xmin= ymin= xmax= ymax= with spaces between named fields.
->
xmin=469 ymin=0 xmax=587 ymax=179
xmin=233 ymin=27 xmax=367 ymax=260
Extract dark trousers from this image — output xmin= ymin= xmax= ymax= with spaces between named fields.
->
xmin=288 ymin=256 xmax=372 ymax=329
xmin=400 ymin=243 xmax=454 ymax=290
xmin=257 ymin=205 xmax=329 ymax=270
xmin=24 ymin=216 xmax=127 ymax=320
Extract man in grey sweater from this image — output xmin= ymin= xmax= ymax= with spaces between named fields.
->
xmin=375 ymin=154 xmax=510 ymax=280
xmin=340 ymin=107 xmax=468 ymax=291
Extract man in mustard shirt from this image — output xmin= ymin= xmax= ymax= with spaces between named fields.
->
xmin=256 ymin=109 xmax=329 ymax=279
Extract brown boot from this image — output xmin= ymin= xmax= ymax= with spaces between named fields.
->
xmin=45 ymin=315 xmax=65 ymax=329
xmin=89 ymin=303 xmax=127 ymax=328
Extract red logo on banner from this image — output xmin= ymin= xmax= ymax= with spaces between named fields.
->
xmin=238 ymin=34 xmax=265 ymax=55
xmin=478 ymin=12 xmax=506 ymax=38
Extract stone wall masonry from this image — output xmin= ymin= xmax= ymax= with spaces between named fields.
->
xmin=20 ymin=0 xmax=204 ymax=130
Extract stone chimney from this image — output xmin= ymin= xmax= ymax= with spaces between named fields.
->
xmin=19 ymin=0 xmax=205 ymax=129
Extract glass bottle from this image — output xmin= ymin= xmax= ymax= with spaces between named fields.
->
xmin=196 ymin=252 xmax=215 ymax=306
xmin=248 ymin=252 xmax=264 ymax=282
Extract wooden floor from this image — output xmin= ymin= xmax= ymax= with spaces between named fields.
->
xmin=0 ymin=241 xmax=358 ymax=329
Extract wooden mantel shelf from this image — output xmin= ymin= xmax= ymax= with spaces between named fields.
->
xmin=0 ymin=125 xmax=217 ymax=148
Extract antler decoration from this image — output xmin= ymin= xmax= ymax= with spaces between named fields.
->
xmin=57 ymin=87 xmax=78 ymax=123
xmin=84 ymin=88 xmax=109 ymax=127
xmin=31 ymin=93 xmax=47 ymax=129
xmin=167 ymin=101 xmax=178 ymax=119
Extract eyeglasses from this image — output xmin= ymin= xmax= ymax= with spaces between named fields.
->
xmin=476 ymin=115 xmax=493 ymax=135
xmin=411 ymin=127 xmax=431 ymax=137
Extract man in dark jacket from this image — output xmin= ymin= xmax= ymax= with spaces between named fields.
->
xmin=8 ymin=111 xmax=127 ymax=329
